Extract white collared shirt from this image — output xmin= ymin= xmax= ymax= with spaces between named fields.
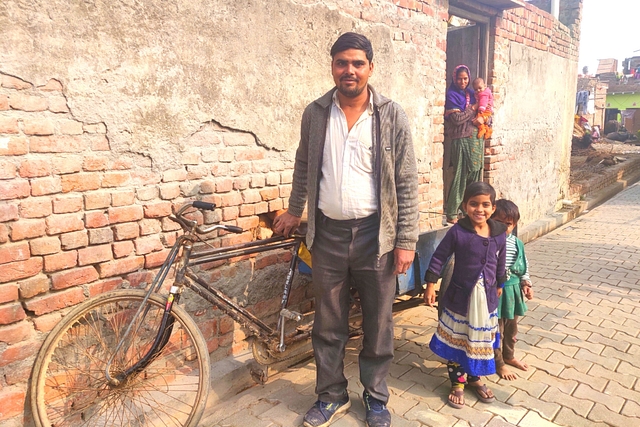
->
xmin=318 ymin=90 xmax=377 ymax=220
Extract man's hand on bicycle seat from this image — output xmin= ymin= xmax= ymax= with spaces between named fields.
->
xmin=272 ymin=211 xmax=302 ymax=238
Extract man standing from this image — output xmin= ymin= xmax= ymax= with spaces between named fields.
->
xmin=273 ymin=32 xmax=419 ymax=427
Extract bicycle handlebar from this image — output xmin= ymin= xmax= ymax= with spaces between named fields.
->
xmin=170 ymin=202 xmax=244 ymax=235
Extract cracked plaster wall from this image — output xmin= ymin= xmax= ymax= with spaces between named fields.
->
xmin=0 ymin=0 xmax=433 ymax=171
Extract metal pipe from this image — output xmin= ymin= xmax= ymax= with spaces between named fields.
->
xmin=551 ymin=0 xmax=559 ymax=20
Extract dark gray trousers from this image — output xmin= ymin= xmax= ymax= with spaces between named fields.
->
xmin=311 ymin=212 xmax=396 ymax=404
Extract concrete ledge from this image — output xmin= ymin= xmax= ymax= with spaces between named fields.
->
xmin=520 ymin=157 xmax=640 ymax=244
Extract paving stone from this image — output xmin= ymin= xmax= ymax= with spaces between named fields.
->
xmin=404 ymin=402 xmax=458 ymax=427
xmin=484 ymin=416 xmax=517 ymax=427
xmin=536 ymin=338 xmax=579 ymax=358
xmin=558 ymin=367 xmax=608 ymax=392
xmin=472 ymin=400 xmax=527 ymax=425
xmin=520 ymin=354 xmax=565 ymax=376
xmin=517 ymin=410 xmax=561 ymax=427
xmin=396 ymin=351 xmax=443 ymax=373
xmin=562 ymin=336 xmax=605 ymax=357
xmin=565 ymin=311 xmax=602 ymax=327
xmin=403 ymin=383 xmax=447 ymax=411
xmin=603 ymin=379 xmax=640 ymax=405
xmin=438 ymin=402 xmax=493 ymax=427
xmin=541 ymin=314 xmax=579 ymax=329
xmin=388 ymin=372 xmax=419 ymax=396
xmin=540 ymin=386 xmax=593 ymax=417
xmin=588 ymin=362 xmax=636 ymax=388
xmin=505 ymin=389 xmax=560 ymax=420
xmin=620 ymin=399 xmax=640 ymax=417
xmin=572 ymin=383 xmax=625 ymax=412
xmin=552 ymin=323 xmax=592 ymax=341
xmin=389 ymin=392 xmax=419 ymax=416
xmin=573 ymin=348 xmax=619 ymax=370
xmin=552 ymin=407 xmax=609 ymax=427
xmin=602 ymin=346 xmax=640 ymax=369
xmin=529 ymin=370 xmax=577 ymax=394
xmin=587 ymin=402 xmax=638 ymax=427
xmin=399 ymin=367 xmax=448 ymax=392
xmin=496 ymin=376 xmax=547 ymax=398
xmin=587 ymin=333 xmax=629 ymax=352
xmin=574 ymin=320 xmax=616 ymax=338
xmin=258 ymin=402 xmax=303 ymax=426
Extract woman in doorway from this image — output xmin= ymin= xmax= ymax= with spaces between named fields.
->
xmin=444 ymin=65 xmax=485 ymax=224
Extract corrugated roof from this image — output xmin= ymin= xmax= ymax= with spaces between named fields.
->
xmin=597 ymin=58 xmax=618 ymax=74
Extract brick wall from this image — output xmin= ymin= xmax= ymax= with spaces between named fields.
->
xmin=0 ymin=1 xmax=451 ymax=423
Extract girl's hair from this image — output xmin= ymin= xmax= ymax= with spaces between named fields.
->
xmin=462 ymin=181 xmax=496 ymax=204
xmin=493 ymin=199 xmax=520 ymax=222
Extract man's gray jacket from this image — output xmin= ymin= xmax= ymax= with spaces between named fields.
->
xmin=287 ymin=85 xmax=419 ymax=257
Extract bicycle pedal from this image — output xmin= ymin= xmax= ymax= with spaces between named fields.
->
xmin=280 ymin=309 xmax=303 ymax=321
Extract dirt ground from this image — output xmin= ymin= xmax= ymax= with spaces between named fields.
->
xmin=570 ymin=139 xmax=640 ymax=187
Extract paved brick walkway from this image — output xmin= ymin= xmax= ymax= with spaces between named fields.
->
xmin=201 ymin=183 xmax=640 ymax=427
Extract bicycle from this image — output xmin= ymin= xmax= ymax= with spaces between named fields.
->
xmin=30 ymin=201 xmax=426 ymax=427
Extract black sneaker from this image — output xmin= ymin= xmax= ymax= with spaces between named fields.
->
xmin=363 ymin=391 xmax=391 ymax=427
xmin=302 ymin=397 xmax=351 ymax=427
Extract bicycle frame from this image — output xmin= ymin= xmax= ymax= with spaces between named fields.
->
xmin=105 ymin=202 xmax=308 ymax=384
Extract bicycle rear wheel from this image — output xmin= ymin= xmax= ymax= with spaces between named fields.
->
xmin=31 ymin=289 xmax=210 ymax=427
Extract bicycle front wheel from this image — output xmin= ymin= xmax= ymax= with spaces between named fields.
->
xmin=30 ymin=289 xmax=210 ymax=427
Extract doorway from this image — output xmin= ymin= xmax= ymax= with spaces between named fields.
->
xmin=442 ymin=8 xmax=491 ymax=210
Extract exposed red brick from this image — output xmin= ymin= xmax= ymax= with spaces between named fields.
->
xmin=0 ymin=117 xmax=19 ymax=134
xmin=102 ymin=171 xmax=131 ymax=188
xmin=143 ymin=201 xmax=172 ymax=218
xmin=18 ymin=158 xmax=51 ymax=178
xmin=30 ymin=176 xmax=62 ymax=196
xmin=32 ymin=311 xmax=61 ymax=332
xmin=0 ymin=179 xmax=30 ymax=200
xmin=24 ymin=287 xmax=85 ymax=316
xmin=0 ymin=159 xmax=16 ymax=179
xmin=61 ymin=172 xmax=101 ymax=192
xmin=0 ymin=242 xmax=29 ymax=265
xmin=0 ymin=257 xmax=42 ymax=283
xmin=162 ymin=168 xmax=187 ymax=182
xmin=52 ymin=195 xmax=83 ymax=213
xmin=88 ymin=227 xmax=113 ymax=245
xmin=83 ymin=154 xmax=109 ymax=171
xmin=84 ymin=210 xmax=109 ymax=228
xmin=0 ymin=302 xmax=26 ymax=325
xmin=48 ymin=96 xmax=69 ymax=113
xmin=29 ymin=135 xmax=86 ymax=153
xmin=77 ymin=244 xmax=112 ymax=266
xmin=59 ymin=230 xmax=88 ymax=249
xmin=259 ymin=187 xmax=279 ymax=201
xmin=222 ymin=207 xmax=239 ymax=221
xmin=97 ymin=256 xmax=144 ymax=278
xmin=0 ymin=386 xmax=26 ymax=420
xmin=144 ymin=248 xmax=171 ymax=269
xmin=134 ymin=235 xmax=163 ymax=255
xmin=19 ymin=196 xmax=52 ymax=218
xmin=111 ymin=190 xmax=135 ymax=207
xmin=0 ymin=203 xmax=18 ymax=222
xmin=0 ymin=94 xmax=7 ymax=110
xmin=23 ymin=118 xmax=54 ymax=136
xmin=108 ymin=205 xmax=143 ymax=224
xmin=18 ymin=275 xmax=50 ymax=299
xmin=84 ymin=190 xmax=111 ymax=210
xmin=58 ymin=119 xmax=83 ymax=135
xmin=0 ymin=321 xmax=33 ymax=345
xmin=125 ymin=270 xmax=155 ymax=288
xmin=38 ymin=78 xmax=63 ymax=91
xmin=0 ymin=135 xmax=28 ymax=156
xmin=51 ymin=266 xmax=99 ymax=290
xmin=139 ymin=218 xmax=162 ymax=236
xmin=113 ymin=222 xmax=139 ymax=240
xmin=0 ymin=283 xmax=19 ymax=304
xmin=43 ymin=250 xmax=77 ymax=273
xmin=235 ymin=148 xmax=264 ymax=161
xmin=89 ymin=134 xmax=110 ymax=151
xmin=2 ymin=74 xmax=32 ymax=89
xmin=29 ymin=236 xmax=60 ymax=256
xmin=159 ymin=183 xmax=180 ymax=199
xmin=186 ymin=164 xmax=209 ymax=180
xmin=0 ymin=224 xmax=7 ymax=243
xmin=112 ymin=240 xmax=134 ymax=258
xmin=46 ymin=213 xmax=84 ymax=235
xmin=86 ymin=277 xmax=123 ymax=297
xmin=51 ymin=155 xmax=82 ymax=174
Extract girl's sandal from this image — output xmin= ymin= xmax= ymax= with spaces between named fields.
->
xmin=447 ymin=386 xmax=465 ymax=409
xmin=468 ymin=382 xmax=495 ymax=403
